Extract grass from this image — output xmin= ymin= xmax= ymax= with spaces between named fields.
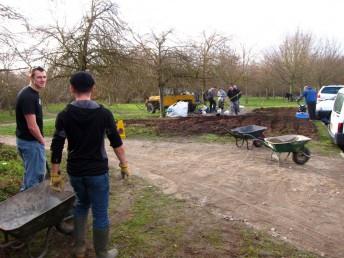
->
xmin=240 ymin=228 xmax=318 ymax=258
xmin=308 ymin=121 xmax=342 ymax=155
xmin=242 ymin=96 xmax=298 ymax=108
xmin=0 ymin=99 xmax=340 ymax=155
xmin=0 ymin=110 xmax=16 ymax=123
xmin=0 ymin=97 xmax=296 ymax=124
xmin=0 ymin=144 xmax=23 ymax=201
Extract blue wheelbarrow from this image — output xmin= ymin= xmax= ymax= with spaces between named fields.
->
xmin=224 ymin=125 xmax=267 ymax=149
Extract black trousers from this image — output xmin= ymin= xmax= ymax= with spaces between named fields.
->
xmin=307 ymin=102 xmax=316 ymax=120
xmin=209 ymin=98 xmax=216 ymax=112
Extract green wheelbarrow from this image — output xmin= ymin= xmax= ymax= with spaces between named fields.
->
xmin=261 ymin=134 xmax=311 ymax=165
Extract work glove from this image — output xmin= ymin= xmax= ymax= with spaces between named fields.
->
xmin=119 ymin=163 xmax=130 ymax=179
xmin=50 ymin=170 xmax=64 ymax=191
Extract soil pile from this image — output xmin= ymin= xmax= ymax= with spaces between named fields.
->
xmin=126 ymin=108 xmax=318 ymax=139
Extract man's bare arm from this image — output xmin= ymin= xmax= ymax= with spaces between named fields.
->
xmin=24 ymin=114 xmax=45 ymax=145
xmin=114 ymin=145 xmax=127 ymax=165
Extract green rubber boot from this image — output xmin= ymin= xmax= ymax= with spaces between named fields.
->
xmin=93 ymin=228 xmax=118 ymax=258
xmin=73 ymin=216 xmax=88 ymax=258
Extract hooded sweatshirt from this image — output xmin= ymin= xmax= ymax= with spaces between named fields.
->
xmin=51 ymin=100 xmax=122 ymax=176
xmin=302 ymin=86 xmax=317 ymax=104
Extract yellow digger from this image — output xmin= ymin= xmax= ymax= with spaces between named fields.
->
xmin=145 ymin=88 xmax=197 ymax=113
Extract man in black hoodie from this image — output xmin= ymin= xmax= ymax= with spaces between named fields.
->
xmin=227 ymin=84 xmax=242 ymax=115
xmin=50 ymin=71 xmax=129 ymax=258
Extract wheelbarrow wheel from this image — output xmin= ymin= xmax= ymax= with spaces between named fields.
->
xmin=55 ymin=214 xmax=74 ymax=235
xmin=292 ymin=147 xmax=310 ymax=165
xmin=253 ymin=140 xmax=263 ymax=147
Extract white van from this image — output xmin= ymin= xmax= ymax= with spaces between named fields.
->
xmin=328 ymin=88 xmax=344 ymax=147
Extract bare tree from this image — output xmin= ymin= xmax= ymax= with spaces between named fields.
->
xmin=263 ymin=30 xmax=313 ymax=95
xmin=37 ymin=0 xmax=125 ymax=72
xmin=195 ymin=32 xmax=230 ymax=93
xmin=312 ymin=39 xmax=344 ymax=88
xmin=135 ymin=30 xmax=190 ymax=117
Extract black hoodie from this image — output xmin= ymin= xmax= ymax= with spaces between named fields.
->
xmin=51 ymin=100 xmax=122 ymax=176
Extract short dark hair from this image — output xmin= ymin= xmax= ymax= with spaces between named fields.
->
xmin=69 ymin=71 xmax=95 ymax=93
xmin=30 ymin=66 xmax=45 ymax=78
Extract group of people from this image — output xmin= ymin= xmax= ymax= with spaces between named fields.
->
xmin=15 ymin=67 xmax=127 ymax=258
xmin=204 ymin=84 xmax=242 ymax=115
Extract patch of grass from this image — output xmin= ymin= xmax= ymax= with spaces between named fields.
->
xmin=240 ymin=228 xmax=317 ymax=258
xmin=0 ymin=119 xmax=56 ymax=137
xmin=0 ymin=110 xmax=15 ymax=123
xmin=125 ymin=124 xmax=158 ymax=139
xmin=0 ymin=144 xmax=23 ymax=201
xmin=0 ymin=124 xmax=16 ymax=135
xmin=308 ymin=121 xmax=341 ymax=155
xmin=243 ymin=97 xmax=298 ymax=108
xmin=196 ymin=133 xmax=234 ymax=144
xmin=0 ymin=98 xmax=297 ymax=124
xmin=111 ymin=184 xmax=185 ymax=257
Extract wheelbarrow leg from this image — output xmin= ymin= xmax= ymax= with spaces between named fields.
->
xmin=286 ymin=152 xmax=291 ymax=159
xmin=26 ymin=226 xmax=53 ymax=258
xmin=245 ymin=138 xmax=250 ymax=150
xmin=0 ymin=233 xmax=8 ymax=258
xmin=235 ymin=137 xmax=245 ymax=148
xmin=270 ymin=151 xmax=281 ymax=165
xmin=0 ymin=232 xmax=26 ymax=257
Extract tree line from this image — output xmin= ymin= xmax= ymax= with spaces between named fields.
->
xmin=1 ymin=0 xmax=344 ymax=115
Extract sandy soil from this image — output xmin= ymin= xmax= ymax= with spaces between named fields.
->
xmin=124 ymin=138 xmax=344 ymax=258
xmin=1 ymin=134 xmax=344 ymax=257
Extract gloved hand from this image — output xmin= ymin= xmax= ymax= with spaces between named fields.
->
xmin=119 ymin=163 xmax=130 ymax=179
xmin=50 ymin=170 xmax=64 ymax=191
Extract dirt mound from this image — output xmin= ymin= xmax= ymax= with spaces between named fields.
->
xmin=126 ymin=108 xmax=318 ymax=139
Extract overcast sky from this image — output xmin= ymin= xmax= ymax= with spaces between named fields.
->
xmin=4 ymin=0 xmax=344 ymax=54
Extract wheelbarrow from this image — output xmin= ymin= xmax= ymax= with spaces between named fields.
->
xmin=262 ymin=134 xmax=311 ymax=165
xmin=224 ymin=125 xmax=267 ymax=149
xmin=0 ymin=180 xmax=75 ymax=258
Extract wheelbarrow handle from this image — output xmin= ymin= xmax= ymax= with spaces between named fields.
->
xmin=45 ymin=161 xmax=51 ymax=180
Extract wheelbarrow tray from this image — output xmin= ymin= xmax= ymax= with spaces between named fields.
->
xmin=230 ymin=125 xmax=267 ymax=139
xmin=0 ymin=181 xmax=75 ymax=240
xmin=264 ymin=135 xmax=311 ymax=153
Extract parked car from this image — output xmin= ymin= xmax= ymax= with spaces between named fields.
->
xmin=316 ymin=85 xmax=344 ymax=122
xmin=328 ymin=88 xmax=344 ymax=148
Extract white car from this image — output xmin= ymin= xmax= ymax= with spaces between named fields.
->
xmin=328 ymin=88 xmax=344 ymax=148
xmin=316 ymin=85 xmax=344 ymax=122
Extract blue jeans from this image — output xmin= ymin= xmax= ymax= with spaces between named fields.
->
xmin=17 ymin=138 xmax=46 ymax=191
xmin=231 ymin=100 xmax=240 ymax=115
xmin=69 ymin=173 xmax=110 ymax=230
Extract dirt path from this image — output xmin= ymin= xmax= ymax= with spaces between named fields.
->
xmin=2 ymin=136 xmax=344 ymax=257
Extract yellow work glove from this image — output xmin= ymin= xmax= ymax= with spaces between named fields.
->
xmin=50 ymin=170 xmax=64 ymax=191
xmin=119 ymin=163 xmax=130 ymax=179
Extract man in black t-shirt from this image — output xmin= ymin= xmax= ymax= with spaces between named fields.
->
xmin=15 ymin=66 xmax=47 ymax=191
xmin=50 ymin=71 xmax=129 ymax=258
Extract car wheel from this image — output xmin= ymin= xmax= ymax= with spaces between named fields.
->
xmin=147 ymin=103 xmax=156 ymax=113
